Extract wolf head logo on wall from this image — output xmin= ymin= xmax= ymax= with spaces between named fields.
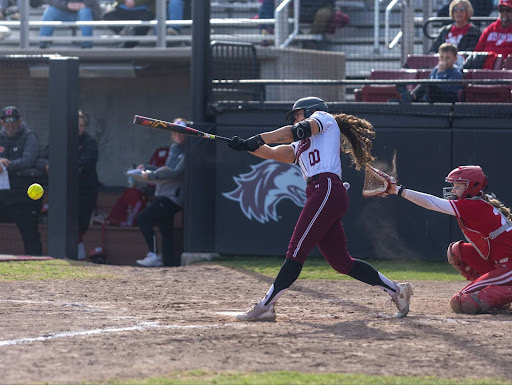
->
xmin=223 ymin=160 xmax=306 ymax=223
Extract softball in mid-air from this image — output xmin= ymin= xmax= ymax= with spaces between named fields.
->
xmin=27 ymin=183 xmax=44 ymax=200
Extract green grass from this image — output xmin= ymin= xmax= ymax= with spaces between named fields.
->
xmin=0 ymin=259 xmax=116 ymax=281
xmin=97 ymin=370 xmax=512 ymax=385
xmin=213 ymin=256 xmax=465 ymax=282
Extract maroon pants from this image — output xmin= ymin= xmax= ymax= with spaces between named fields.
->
xmin=286 ymin=173 xmax=354 ymax=274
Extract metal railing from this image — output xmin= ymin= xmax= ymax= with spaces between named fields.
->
xmin=0 ymin=0 xmax=322 ymax=49
xmin=423 ymin=16 xmax=497 ymax=40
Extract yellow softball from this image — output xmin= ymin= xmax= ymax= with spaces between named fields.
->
xmin=27 ymin=183 xmax=44 ymax=200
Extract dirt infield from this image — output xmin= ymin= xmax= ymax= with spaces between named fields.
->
xmin=1 ymin=263 xmax=511 ymax=384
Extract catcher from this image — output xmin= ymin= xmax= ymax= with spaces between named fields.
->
xmin=228 ymin=96 xmax=413 ymax=321
xmin=386 ymin=165 xmax=512 ymax=313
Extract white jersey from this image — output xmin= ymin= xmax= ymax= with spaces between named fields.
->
xmin=290 ymin=111 xmax=342 ymax=181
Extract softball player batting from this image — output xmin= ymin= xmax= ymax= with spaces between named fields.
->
xmin=228 ymin=96 xmax=413 ymax=321
xmin=388 ymin=165 xmax=512 ymax=313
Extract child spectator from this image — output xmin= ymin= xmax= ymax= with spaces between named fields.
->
xmin=400 ymin=43 xmax=463 ymax=103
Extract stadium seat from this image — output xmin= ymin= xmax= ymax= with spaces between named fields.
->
xmin=461 ymin=70 xmax=512 ymax=103
xmin=357 ymin=69 xmax=418 ymax=102
xmin=403 ymin=54 xmax=438 ymax=69
xmin=503 ymin=55 xmax=512 ymax=70
xmin=415 ymin=69 xmax=431 ymax=79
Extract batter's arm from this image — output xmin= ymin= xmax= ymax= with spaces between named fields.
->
xmin=250 ymin=144 xmax=296 ymax=163
xmin=260 ymin=119 xmax=320 ymax=144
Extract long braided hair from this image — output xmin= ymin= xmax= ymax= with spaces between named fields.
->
xmin=481 ymin=194 xmax=512 ymax=222
xmin=334 ymin=113 xmax=376 ymax=170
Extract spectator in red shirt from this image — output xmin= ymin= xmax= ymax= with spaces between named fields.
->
xmin=429 ymin=0 xmax=481 ymax=54
xmin=474 ymin=0 xmax=512 ymax=57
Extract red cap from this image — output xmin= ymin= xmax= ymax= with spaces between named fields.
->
xmin=499 ymin=0 xmax=512 ymax=8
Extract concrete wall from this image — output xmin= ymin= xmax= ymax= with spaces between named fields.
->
xmin=258 ymin=47 xmax=345 ymax=102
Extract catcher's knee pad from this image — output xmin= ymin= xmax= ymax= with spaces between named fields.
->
xmin=450 ymin=292 xmax=482 ymax=314
xmin=447 ymin=241 xmax=463 ymax=268
xmin=447 ymin=241 xmax=480 ymax=281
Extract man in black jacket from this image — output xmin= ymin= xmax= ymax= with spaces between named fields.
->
xmin=0 ymin=106 xmax=43 ymax=255
xmin=76 ymin=110 xmax=98 ymax=259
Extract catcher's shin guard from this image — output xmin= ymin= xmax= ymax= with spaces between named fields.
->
xmin=450 ymin=292 xmax=482 ymax=314
xmin=451 ymin=285 xmax=512 ymax=314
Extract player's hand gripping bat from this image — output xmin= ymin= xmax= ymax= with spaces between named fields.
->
xmin=133 ymin=115 xmax=231 ymax=142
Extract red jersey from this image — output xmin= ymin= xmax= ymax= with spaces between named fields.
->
xmin=474 ymin=19 xmax=512 ymax=57
xmin=449 ymin=198 xmax=512 ymax=263
xmin=445 ymin=24 xmax=471 ymax=47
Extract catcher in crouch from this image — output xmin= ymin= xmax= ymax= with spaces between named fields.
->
xmin=387 ymin=165 xmax=512 ymax=314
xmin=228 ymin=96 xmax=413 ymax=321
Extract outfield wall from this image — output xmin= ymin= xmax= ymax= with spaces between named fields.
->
xmin=208 ymin=104 xmax=512 ymax=261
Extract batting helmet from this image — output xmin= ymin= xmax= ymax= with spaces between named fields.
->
xmin=443 ymin=165 xmax=488 ymax=199
xmin=285 ymin=96 xmax=329 ymax=124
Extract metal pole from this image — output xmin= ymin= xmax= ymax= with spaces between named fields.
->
xmin=400 ymin=0 xmax=414 ymax=64
xmin=48 ymin=57 xmax=79 ymax=260
xmin=191 ymin=0 xmax=209 ymax=122
xmin=374 ymin=0 xmax=380 ymax=53
xmin=185 ymin=0 xmax=215 ymax=256
xmin=19 ymin=0 xmax=29 ymax=48
xmin=422 ymin=0 xmax=433 ymax=53
xmin=156 ymin=0 xmax=166 ymax=48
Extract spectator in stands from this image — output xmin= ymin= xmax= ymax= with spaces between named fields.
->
xmin=135 ymin=118 xmax=186 ymax=267
xmin=0 ymin=106 xmax=43 ymax=256
xmin=438 ymin=0 xmax=493 ymax=20
xmin=301 ymin=0 xmax=335 ymax=35
xmin=429 ymin=0 xmax=481 ymax=54
xmin=167 ymin=0 xmax=191 ymax=35
xmin=103 ymin=0 xmax=155 ymax=48
xmin=255 ymin=0 xmax=274 ymax=35
xmin=37 ymin=110 xmax=99 ymax=260
xmin=0 ymin=0 xmax=21 ymax=20
xmin=400 ymin=43 xmax=463 ymax=103
xmin=39 ymin=0 xmax=101 ymax=49
xmin=76 ymin=110 xmax=99 ymax=260
xmin=474 ymin=0 xmax=512 ymax=58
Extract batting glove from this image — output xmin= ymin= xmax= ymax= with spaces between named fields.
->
xmin=228 ymin=136 xmax=246 ymax=151
xmin=228 ymin=135 xmax=265 ymax=152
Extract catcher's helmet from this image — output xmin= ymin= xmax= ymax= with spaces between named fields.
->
xmin=285 ymin=96 xmax=329 ymax=124
xmin=443 ymin=165 xmax=488 ymax=199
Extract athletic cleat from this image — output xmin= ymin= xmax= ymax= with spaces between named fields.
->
xmin=136 ymin=252 xmax=163 ymax=267
xmin=391 ymin=282 xmax=414 ymax=318
xmin=236 ymin=300 xmax=276 ymax=321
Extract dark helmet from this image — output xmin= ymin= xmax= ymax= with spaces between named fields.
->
xmin=285 ymin=96 xmax=329 ymax=124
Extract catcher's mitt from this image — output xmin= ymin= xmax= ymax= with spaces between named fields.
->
xmin=362 ymin=166 xmax=396 ymax=197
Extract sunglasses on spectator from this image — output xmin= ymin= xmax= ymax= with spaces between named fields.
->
xmin=499 ymin=7 xmax=512 ymax=13
xmin=2 ymin=117 xmax=19 ymax=123
xmin=453 ymin=7 xmax=466 ymax=12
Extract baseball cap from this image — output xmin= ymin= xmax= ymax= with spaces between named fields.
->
xmin=499 ymin=0 xmax=512 ymax=9
xmin=1 ymin=106 xmax=21 ymax=120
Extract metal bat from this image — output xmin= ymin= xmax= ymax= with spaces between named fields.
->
xmin=133 ymin=115 xmax=231 ymax=142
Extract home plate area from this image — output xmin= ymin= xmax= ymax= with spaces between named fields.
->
xmin=0 ymin=263 xmax=512 ymax=384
